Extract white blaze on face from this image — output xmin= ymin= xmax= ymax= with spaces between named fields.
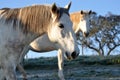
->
xmin=79 ymin=15 xmax=90 ymax=34
xmin=77 ymin=12 xmax=92 ymax=37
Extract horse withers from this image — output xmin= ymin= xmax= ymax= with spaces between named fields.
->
xmin=17 ymin=10 xmax=95 ymax=80
xmin=0 ymin=2 xmax=79 ymax=80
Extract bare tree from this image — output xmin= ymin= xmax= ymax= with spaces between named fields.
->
xmin=78 ymin=13 xmax=120 ymax=56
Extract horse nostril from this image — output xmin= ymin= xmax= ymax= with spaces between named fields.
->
xmin=71 ymin=51 xmax=76 ymax=59
xmin=65 ymin=52 xmax=69 ymax=58
xmin=84 ymin=32 xmax=89 ymax=37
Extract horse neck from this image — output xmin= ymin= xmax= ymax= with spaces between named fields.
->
xmin=0 ymin=6 xmax=53 ymax=44
xmin=0 ymin=10 xmax=4 ymax=14
xmin=70 ymin=12 xmax=81 ymax=33
xmin=18 ymin=6 xmax=53 ymax=35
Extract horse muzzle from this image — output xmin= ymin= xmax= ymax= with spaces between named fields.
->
xmin=65 ymin=51 xmax=79 ymax=60
xmin=84 ymin=32 xmax=89 ymax=37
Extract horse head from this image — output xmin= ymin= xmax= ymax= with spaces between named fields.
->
xmin=48 ymin=2 xmax=79 ymax=60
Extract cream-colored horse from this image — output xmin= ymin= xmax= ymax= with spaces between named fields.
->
xmin=0 ymin=2 xmax=79 ymax=80
xmin=17 ymin=10 xmax=95 ymax=80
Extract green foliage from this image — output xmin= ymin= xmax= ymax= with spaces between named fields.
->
xmin=23 ymin=57 xmax=58 ymax=69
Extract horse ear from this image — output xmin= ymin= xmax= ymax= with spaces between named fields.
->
xmin=89 ymin=10 xmax=92 ymax=14
xmin=64 ymin=1 xmax=72 ymax=12
xmin=92 ymin=11 xmax=97 ymax=15
xmin=81 ymin=10 xmax=84 ymax=14
xmin=51 ymin=3 xmax=58 ymax=14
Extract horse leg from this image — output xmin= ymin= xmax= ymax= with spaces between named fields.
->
xmin=17 ymin=45 xmax=30 ymax=80
xmin=19 ymin=45 xmax=30 ymax=65
xmin=0 ymin=69 xmax=6 ymax=80
xmin=0 ymin=52 xmax=18 ymax=80
xmin=2 ymin=62 xmax=17 ymax=80
xmin=57 ymin=49 xmax=65 ymax=80
xmin=17 ymin=64 xmax=27 ymax=80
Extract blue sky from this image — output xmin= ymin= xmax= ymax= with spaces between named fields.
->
xmin=0 ymin=0 xmax=120 ymax=15
xmin=0 ymin=0 xmax=120 ymax=58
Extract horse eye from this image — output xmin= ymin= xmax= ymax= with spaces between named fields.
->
xmin=59 ymin=24 xmax=64 ymax=28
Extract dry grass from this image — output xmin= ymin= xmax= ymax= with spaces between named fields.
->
xmin=17 ymin=55 xmax=120 ymax=80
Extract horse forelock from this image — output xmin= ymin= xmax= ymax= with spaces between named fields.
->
xmin=59 ymin=8 xmax=69 ymax=16
xmin=55 ymin=7 xmax=69 ymax=21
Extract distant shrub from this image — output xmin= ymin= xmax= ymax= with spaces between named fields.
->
xmin=23 ymin=55 xmax=120 ymax=69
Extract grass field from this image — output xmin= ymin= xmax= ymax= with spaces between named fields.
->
xmin=17 ymin=55 xmax=120 ymax=80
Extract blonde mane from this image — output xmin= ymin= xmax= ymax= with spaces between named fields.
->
xmin=0 ymin=5 xmax=53 ymax=34
xmin=70 ymin=12 xmax=82 ymax=32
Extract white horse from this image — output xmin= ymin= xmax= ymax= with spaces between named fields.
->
xmin=16 ymin=10 xmax=95 ymax=80
xmin=0 ymin=2 xmax=79 ymax=80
